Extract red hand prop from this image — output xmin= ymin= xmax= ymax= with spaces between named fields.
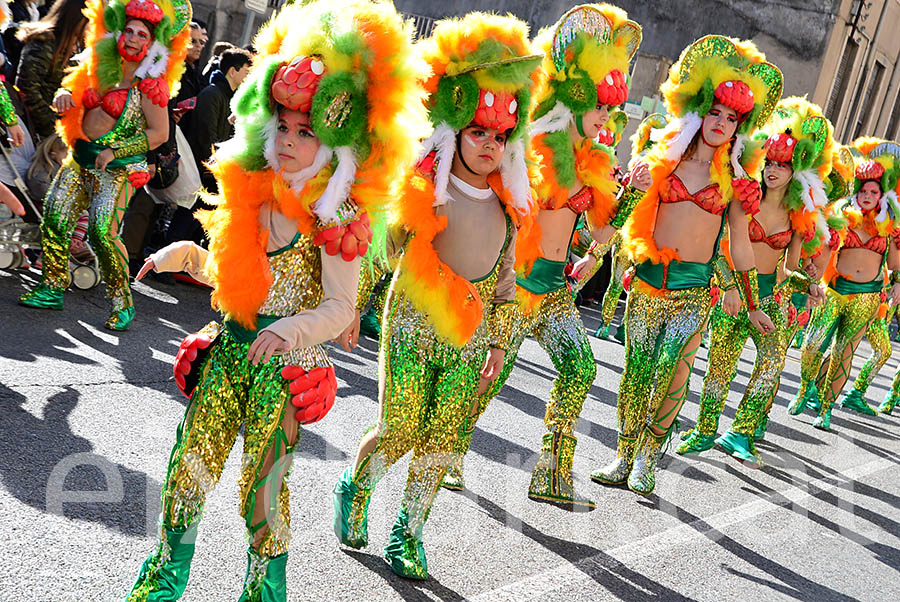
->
xmin=173 ymin=333 xmax=213 ymax=397
xmin=83 ymin=87 xmax=101 ymax=109
xmin=732 ymin=178 xmax=762 ymax=216
xmin=281 ymin=365 xmax=338 ymax=424
xmin=313 ymin=213 xmax=372 ymax=261
xmin=128 ymin=170 xmax=151 ymax=188
xmin=139 ymin=77 xmax=171 ymax=107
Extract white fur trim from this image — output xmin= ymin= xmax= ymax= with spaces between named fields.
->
xmin=135 ymin=41 xmax=169 ymax=80
xmin=419 ymin=123 xmax=456 ymax=206
xmin=814 ymin=210 xmax=828 ymax=243
xmin=281 ymin=144 xmax=334 ymax=193
xmin=529 ymin=101 xmax=574 ymax=137
xmin=662 ymin=113 xmax=702 ymax=163
xmin=499 ymin=137 xmax=533 ymax=215
xmin=731 ymin=134 xmax=748 ymax=179
xmin=855 ymin=190 xmax=892 ymax=223
xmin=649 ymin=127 xmax=666 ymax=143
xmin=883 ymin=189 xmax=899 ymax=222
xmin=793 ymin=169 xmax=828 ymax=212
xmin=313 ymin=145 xmax=357 ymax=222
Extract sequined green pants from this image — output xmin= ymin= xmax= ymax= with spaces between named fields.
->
xmin=600 ymin=238 xmax=633 ymax=330
xmin=692 ymin=296 xmax=790 ymax=437
xmin=798 ymin=288 xmax=882 ymax=413
xmin=353 ymin=287 xmax=489 ymax=537
xmin=617 ymin=280 xmax=713 ymax=437
xmin=159 ymin=329 xmax=300 ymax=557
xmin=37 ymin=160 xmax=134 ymax=311
xmin=850 ymin=303 xmax=895 ymax=396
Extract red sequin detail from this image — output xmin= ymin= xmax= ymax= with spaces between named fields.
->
xmin=100 ymin=89 xmax=129 ymax=118
xmin=748 ymin=216 xmax=792 ymax=250
xmin=714 ymin=80 xmax=755 ymax=115
xmin=472 ymin=90 xmax=518 ymax=134
xmin=271 ymin=56 xmax=325 ymax=113
xmin=659 ymin=173 xmax=725 ymax=216
xmin=843 ymin=229 xmax=887 ymax=253
xmin=566 ymin=186 xmax=594 ymax=213
xmin=596 ymin=69 xmax=628 ymax=106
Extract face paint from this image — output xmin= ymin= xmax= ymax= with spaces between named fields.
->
xmin=118 ymin=21 xmax=152 ymax=62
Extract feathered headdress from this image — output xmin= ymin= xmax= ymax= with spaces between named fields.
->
xmin=657 ymin=35 xmax=782 ymax=176
xmin=628 ymin=112 xmax=668 ymax=168
xmin=416 ymin=12 xmax=542 ymax=212
xmin=758 ymin=96 xmax=834 ymax=256
xmin=216 ymin=0 xmax=429 ymax=227
xmin=597 ymin=108 xmax=628 ymax=147
xmin=57 ymin=0 xmax=191 ymax=147
xmin=530 ymin=4 xmax=641 ymax=138
xmin=847 ymin=137 xmax=900 ymax=225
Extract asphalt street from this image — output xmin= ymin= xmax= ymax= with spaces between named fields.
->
xmin=1 ymin=266 xmax=898 ymax=602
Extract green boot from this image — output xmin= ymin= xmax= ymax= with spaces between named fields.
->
xmin=788 ymin=383 xmax=818 ymax=416
xmin=812 ymin=405 xmax=832 ymax=431
xmin=332 ymin=467 xmax=371 ymax=549
xmin=237 ymin=549 xmax=287 ymax=602
xmin=18 ymin=283 xmax=64 ymax=310
xmin=613 ymin=325 xmax=626 ymax=345
xmin=441 ymin=457 xmax=465 ymax=491
xmin=590 ymin=432 xmax=637 ymax=486
xmin=125 ymin=525 xmax=197 ymax=602
xmin=595 ymin=323 xmax=611 ymax=339
xmin=528 ymin=432 xmax=595 ymax=511
xmin=675 ymin=430 xmax=716 ymax=455
xmin=841 ymin=389 xmax=877 ymax=416
xmin=752 ymin=415 xmax=769 ymax=442
xmin=384 ymin=509 xmax=428 ymax=580
xmin=627 ymin=429 xmax=668 ymax=496
xmin=716 ymin=431 xmax=762 ymax=468
xmin=878 ymin=392 xmax=898 ymax=415
xmin=358 ymin=309 xmax=381 ymax=340
xmin=106 ymin=306 xmax=135 ymax=331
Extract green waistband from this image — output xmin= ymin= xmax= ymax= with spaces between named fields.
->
xmin=791 ymin=292 xmax=808 ymax=310
xmin=634 ymin=260 xmax=712 ymax=290
xmin=517 ymin=257 xmax=567 ymax=295
xmin=830 ymin=276 xmax=883 ymax=295
xmin=758 ymin=272 xmax=777 ymax=299
xmin=73 ymin=139 xmax=145 ymax=171
xmin=225 ymin=315 xmax=281 ymax=343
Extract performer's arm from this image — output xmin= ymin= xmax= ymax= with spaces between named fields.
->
xmin=140 ymin=240 xmax=212 ymax=284
xmin=727 ymin=197 xmax=775 ymax=333
xmin=260 ymin=251 xmax=362 ymax=350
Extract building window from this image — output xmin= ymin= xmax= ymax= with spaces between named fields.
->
xmin=852 ymin=61 xmax=885 ymax=139
xmin=887 ymin=92 xmax=900 ymax=139
xmin=826 ymin=38 xmax=859 ymax=123
xmin=405 ymin=13 xmax=435 ymax=39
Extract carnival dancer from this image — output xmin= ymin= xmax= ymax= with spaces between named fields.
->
xmin=332 ymin=13 xmax=539 ymax=579
xmin=878 ymin=364 xmax=900 ymax=414
xmin=591 ymin=35 xmax=783 ymax=495
xmin=125 ymin=1 xmax=426 ymax=598
xmin=788 ymin=139 xmax=900 ymax=430
xmin=596 ymin=113 xmax=669 ymax=341
xmin=675 ymin=97 xmax=832 ymax=466
xmin=17 ymin=0 xmax=189 ymax=330
xmin=434 ymin=4 xmax=645 ymax=510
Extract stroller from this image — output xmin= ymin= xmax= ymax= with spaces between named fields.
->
xmin=0 ymin=133 xmax=101 ymax=290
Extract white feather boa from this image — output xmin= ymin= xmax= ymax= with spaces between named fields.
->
xmin=135 ymin=40 xmax=170 ymax=80
xmin=793 ymin=169 xmax=828 ymax=213
xmin=662 ymin=113 xmax=702 ymax=163
xmin=313 ymin=145 xmax=357 ymax=222
xmin=418 ymin=123 xmax=457 ymax=206
xmin=499 ymin=137 xmax=533 ymax=215
xmin=529 ymin=101 xmax=574 ymax=137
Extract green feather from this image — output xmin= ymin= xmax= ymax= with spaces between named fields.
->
xmin=431 ymin=74 xmax=478 ymax=130
xmin=544 ymin=129 xmax=576 ymax=189
xmin=310 ymin=72 xmax=367 ymax=149
xmin=96 ymin=38 xmax=123 ymax=91
xmin=510 ymin=87 xmax=531 ymax=142
xmin=104 ymin=1 xmax=126 ymax=32
xmin=556 ymin=71 xmax=596 ymax=116
xmin=792 ymin=138 xmax=815 ymax=172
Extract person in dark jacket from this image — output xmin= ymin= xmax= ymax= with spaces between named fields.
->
xmin=171 ymin=20 xmax=206 ymax=131
xmin=2 ymin=0 xmax=43 ymax=77
xmin=15 ymin=0 xmax=86 ymax=139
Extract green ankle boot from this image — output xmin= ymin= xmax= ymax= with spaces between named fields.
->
xmin=841 ymin=389 xmax=877 ymax=416
xmin=590 ymin=432 xmax=637 ymax=486
xmin=716 ymin=431 xmax=762 ymax=468
xmin=18 ymin=283 xmax=64 ymax=310
xmin=358 ymin=309 xmax=381 ymax=340
xmin=237 ymin=549 xmax=287 ymax=602
xmin=613 ymin=325 xmax=626 ymax=344
xmin=441 ymin=457 xmax=465 ymax=491
xmin=675 ymin=430 xmax=716 ymax=455
xmin=752 ymin=415 xmax=769 ymax=442
xmin=125 ymin=525 xmax=197 ymax=602
xmin=332 ymin=467 xmax=371 ymax=549
xmin=627 ymin=429 xmax=668 ymax=496
xmin=788 ymin=383 xmax=819 ymax=416
xmin=105 ymin=306 xmax=135 ymax=331
xmin=878 ymin=393 xmax=897 ymax=415
xmin=384 ymin=509 xmax=428 ymax=580
xmin=812 ymin=405 xmax=832 ymax=431
xmin=528 ymin=432 xmax=595 ymax=510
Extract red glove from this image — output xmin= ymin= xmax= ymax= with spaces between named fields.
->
xmin=827 ymin=227 xmax=841 ymax=250
xmin=281 ymin=365 xmax=338 ymax=424
xmin=82 ymin=87 xmax=101 ymax=109
xmin=174 ymin=333 xmax=213 ymax=397
xmin=622 ymin=270 xmax=634 ymax=292
xmin=732 ymin=178 xmax=762 ymax=216
xmin=710 ymin=285 xmax=720 ymax=305
xmin=128 ymin=170 xmax=151 ymax=188
xmin=796 ymin=309 xmax=810 ymax=327
xmin=139 ymin=77 xmax=170 ymax=107
xmin=313 ymin=213 xmax=373 ymax=261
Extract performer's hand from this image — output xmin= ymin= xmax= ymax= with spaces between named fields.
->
xmin=803 ymin=261 xmax=819 ymax=280
xmin=629 ymin=162 xmax=652 ymax=192
xmin=135 ymin=258 xmax=156 ymax=281
xmin=281 ymin=365 xmax=338 ymax=424
xmin=6 ymin=123 xmax=25 ymax=147
xmin=808 ymin=283 xmax=825 ymax=306
xmin=722 ymin=288 xmax=741 ymax=316
xmin=749 ymin=310 xmax=775 ymax=335
xmin=570 ymin=254 xmax=596 ymax=280
xmin=334 ymin=310 xmax=360 ymax=352
xmin=891 ymin=283 xmax=900 ymax=306
xmin=477 ymin=347 xmax=505 ymax=395
xmin=173 ymin=332 xmax=213 ymax=397
xmin=53 ymin=89 xmax=75 ymax=113
xmin=248 ymin=330 xmax=289 ymax=366
xmin=95 ymin=148 xmax=115 ymax=171
xmin=0 ymin=181 xmax=24 ymax=216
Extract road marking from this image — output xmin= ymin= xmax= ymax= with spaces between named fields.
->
xmin=472 ymin=457 xmax=896 ymax=601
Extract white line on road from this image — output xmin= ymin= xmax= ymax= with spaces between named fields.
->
xmin=472 ymin=456 xmax=896 ymax=601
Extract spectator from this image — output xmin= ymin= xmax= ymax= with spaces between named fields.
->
xmin=172 ymin=20 xmax=207 ymax=130
xmin=15 ymin=0 xmax=86 ymax=139
xmin=24 ymin=131 xmax=64 ymax=204
xmin=201 ymin=41 xmax=234 ymax=81
xmin=2 ymin=0 xmax=43 ymax=77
